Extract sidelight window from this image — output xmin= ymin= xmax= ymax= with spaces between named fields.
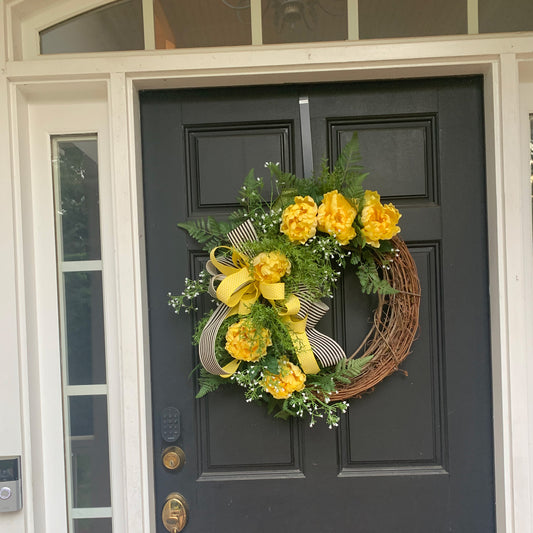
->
xmin=52 ymin=136 xmax=113 ymax=533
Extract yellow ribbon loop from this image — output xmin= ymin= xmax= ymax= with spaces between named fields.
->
xmin=209 ymin=246 xmax=287 ymax=313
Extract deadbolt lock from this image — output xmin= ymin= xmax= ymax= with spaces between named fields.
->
xmin=162 ymin=446 xmax=186 ymax=471
xmin=162 ymin=492 xmax=189 ymax=533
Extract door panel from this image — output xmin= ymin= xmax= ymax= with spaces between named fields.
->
xmin=141 ymin=77 xmax=493 ymax=532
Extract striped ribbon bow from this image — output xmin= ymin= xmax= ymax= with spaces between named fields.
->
xmin=198 ymin=220 xmax=346 ymax=377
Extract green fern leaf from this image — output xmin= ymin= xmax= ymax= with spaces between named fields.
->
xmin=195 ymin=371 xmax=225 ymax=398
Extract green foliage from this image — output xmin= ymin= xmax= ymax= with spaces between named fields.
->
xmin=356 ymin=257 xmax=398 ymax=296
xmin=196 ymin=369 xmax=225 ymax=398
xmin=333 ymin=356 xmax=374 ymax=383
xmin=268 ymin=132 xmax=368 ymax=205
xmin=308 ymin=355 xmax=373 ymax=393
xmin=192 ymin=310 xmax=214 ymax=345
xmin=178 ymin=216 xmax=236 ymax=251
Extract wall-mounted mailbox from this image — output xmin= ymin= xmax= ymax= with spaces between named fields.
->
xmin=0 ymin=457 xmax=22 ymax=512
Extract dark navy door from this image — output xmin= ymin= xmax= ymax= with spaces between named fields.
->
xmin=141 ymin=77 xmax=494 ymax=532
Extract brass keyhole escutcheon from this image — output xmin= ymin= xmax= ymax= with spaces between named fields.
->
xmin=162 ymin=446 xmax=186 ymax=471
xmin=162 ymin=492 xmax=189 ymax=533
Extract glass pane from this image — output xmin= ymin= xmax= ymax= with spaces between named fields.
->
xmin=69 ymin=396 xmax=111 ymax=508
xmin=262 ymin=0 xmax=347 ymax=44
xmin=359 ymin=0 xmax=466 ymax=39
xmin=74 ymin=519 xmax=112 ymax=533
xmin=40 ymin=0 xmax=144 ymax=54
xmin=480 ymin=0 xmax=533 ymax=33
xmin=155 ymin=0 xmax=251 ymax=49
xmin=55 ymin=138 xmax=101 ymax=261
xmin=64 ymin=272 xmax=106 ymax=386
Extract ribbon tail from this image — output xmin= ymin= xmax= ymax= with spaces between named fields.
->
xmin=221 ymin=359 xmax=241 ymax=378
xmin=290 ymin=330 xmax=321 ymax=375
xmin=198 ymin=304 xmax=236 ymax=376
xmin=307 ymin=329 xmax=346 ymax=367
xmin=297 ymin=298 xmax=347 ymax=368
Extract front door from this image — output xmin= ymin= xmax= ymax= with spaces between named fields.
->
xmin=140 ymin=77 xmax=494 ymax=532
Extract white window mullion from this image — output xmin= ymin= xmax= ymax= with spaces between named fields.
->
xmin=65 ymin=384 xmax=108 ymax=396
xmin=347 ymin=0 xmax=359 ymax=41
xmin=468 ymin=0 xmax=479 ymax=35
xmin=61 ymin=260 xmax=103 ymax=272
xmin=71 ymin=507 xmax=113 ymax=519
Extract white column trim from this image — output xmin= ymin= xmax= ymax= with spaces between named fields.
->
xmin=496 ymin=53 xmax=533 ymax=532
xmin=108 ymin=71 xmax=155 ymax=533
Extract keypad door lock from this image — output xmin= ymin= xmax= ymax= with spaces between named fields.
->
xmin=0 ymin=457 xmax=22 ymax=512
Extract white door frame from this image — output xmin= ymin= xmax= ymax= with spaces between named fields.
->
xmin=1 ymin=33 xmax=533 ymax=533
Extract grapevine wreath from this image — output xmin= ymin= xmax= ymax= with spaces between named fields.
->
xmin=169 ymin=134 xmax=420 ymax=428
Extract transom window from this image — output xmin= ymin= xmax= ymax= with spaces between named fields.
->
xmin=39 ymin=0 xmax=533 ymax=55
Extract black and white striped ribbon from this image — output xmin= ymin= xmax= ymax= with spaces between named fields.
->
xmin=298 ymin=299 xmax=346 ymax=367
xmin=228 ymin=220 xmax=258 ymax=256
xmin=198 ymin=303 xmax=232 ymax=376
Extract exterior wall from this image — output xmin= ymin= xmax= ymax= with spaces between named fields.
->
xmin=1 ymin=2 xmax=533 ymax=532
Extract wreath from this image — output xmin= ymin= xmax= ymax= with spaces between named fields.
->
xmin=169 ymin=133 xmax=420 ymax=428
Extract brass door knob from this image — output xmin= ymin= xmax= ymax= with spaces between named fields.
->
xmin=162 ymin=446 xmax=186 ymax=471
xmin=162 ymin=492 xmax=189 ymax=533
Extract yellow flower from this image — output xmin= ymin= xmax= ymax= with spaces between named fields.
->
xmin=280 ymin=196 xmax=318 ymax=244
xmin=317 ymin=190 xmax=357 ymax=245
xmin=360 ymin=190 xmax=401 ymax=248
xmin=225 ymin=318 xmax=272 ymax=362
xmin=261 ymin=357 xmax=306 ymax=400
xmin=252 ymin=251 xmax=291 ymax=283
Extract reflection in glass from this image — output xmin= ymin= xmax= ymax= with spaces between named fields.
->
xmin=359 ymin=0 xmax=466 ymax=39
xmin=68 ymin=396 xmax=112 ymax=508
xmin=479 ymin=0 xmax=533 ymax=33
xmin=154 ymin=0 xmax=251 ymax=49
xmin=40 ymin=0 xmax=144 ymax=54
xmin=262 ymin=0 xmax=347 ymax=44
xmin=64 ymin=272 xmax=106 ymax=386
xmin=74 ymin=518 xmax=112 ymax=533
xmin=55 ymin=139 xmax=101 ymax=261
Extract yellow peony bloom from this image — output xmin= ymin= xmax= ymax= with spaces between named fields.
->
xmin=261 ymin=357 xmax=306 ymax=400
xmin=225 ymin=318 xmax=272 ymax=362
xmin=252 ymin=251 xmax=291 ymax=283
xmin=280 ymin=196 xmax=318 ymax=244
xmin=360 ymin=190 xmax=401 ymax=248
xmin=317 ymin=190 xmax=357 ymax=245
